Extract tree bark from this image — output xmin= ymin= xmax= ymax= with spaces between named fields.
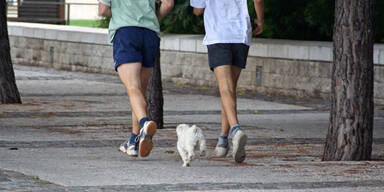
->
xmin=323 ymin=0 xmax=375 ymax=161
xmin=147 ymin=50 xmax=163 ymax=129
xmin=0 ymin=0 xmax=21 ymax=104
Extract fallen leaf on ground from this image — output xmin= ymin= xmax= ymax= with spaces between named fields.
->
xmin=164 ymin=150 xmax=175 ymax=154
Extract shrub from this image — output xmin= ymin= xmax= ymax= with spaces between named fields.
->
xmin=97 ymin=0 xmax=384 ymax=43
xmin=159 ymin=0 xmax=204 ymax=34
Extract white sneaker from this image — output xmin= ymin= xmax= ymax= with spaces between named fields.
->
xmin=119 ymin=141 xmax=138 ymax=157
xmin=138 ymin=121 xmax=157 ymax=157
xmin=232 ymin=129 xmax=247 ymax=163
xmin=126 ymin=144 xmax=138 ymax=157
xmin=215 ymin=144 xmax=229 ymax=157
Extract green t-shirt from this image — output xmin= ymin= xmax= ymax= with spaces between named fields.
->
xmin=99 ymin=0 xmax=160 ymax=42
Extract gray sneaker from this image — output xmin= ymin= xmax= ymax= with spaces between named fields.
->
xmin=232 ymin=129 xmax=247 ymax=163
xmin=215 ymin=143 xmax=229 ymax=157
xmin=119 ymin=141 xmax=138 ymax=157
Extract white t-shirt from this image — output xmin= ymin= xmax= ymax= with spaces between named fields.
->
xmin=190 ymin=0 xmax=252 ymax=46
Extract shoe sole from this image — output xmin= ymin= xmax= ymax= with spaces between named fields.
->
xmin=126 ymin=152 xmax=138 ymax=157
xmin=119 ymin=145 xmax=138 ymax=157
xmin=139 ymin=121 xmax=157 ymax=157
xmin=233 ymin=131 xmax=247 ymax=163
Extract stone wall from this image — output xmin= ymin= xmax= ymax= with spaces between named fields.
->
xmin=7 ymin=22 xmax=384 ymax=104
xmin=10 ymin=37 xmax=114 ymax=73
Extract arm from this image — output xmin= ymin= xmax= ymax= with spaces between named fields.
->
xmin=253 ymin=0 xmax=264 ymax=35
xmin=190 ymin=0 xmax=205 ymax=16
xmin=193 ymin=8 xmax=204 ymax=16
xmin=98 ymin=2 xmax=112 ymax=17
xmin=157 ymin=0 xmax=174 ymax=21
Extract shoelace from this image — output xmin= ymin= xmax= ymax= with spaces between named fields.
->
xmin=135 ymin=128 xmax=145 ymax=143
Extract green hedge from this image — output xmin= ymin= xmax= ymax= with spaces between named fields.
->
xmin=255 ymin=0 xmax=383 ymax=43
xmin=98 ymin=0 xmax=384 ymax=43
xmin=159 ymin=0 xmax=204 ymax=34
xmin=256 ymin=0 xmax=334 ymax=41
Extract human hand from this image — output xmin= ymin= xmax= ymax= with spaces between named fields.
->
xmin=253 ymin=19 xmax=264 ymax=35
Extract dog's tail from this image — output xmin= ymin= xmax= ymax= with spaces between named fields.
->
xmin=192 ymin=125 xmax=206 ymax=156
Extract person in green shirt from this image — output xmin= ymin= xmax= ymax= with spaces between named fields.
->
xmin=98 ymin=0 xmax=174 ymax=158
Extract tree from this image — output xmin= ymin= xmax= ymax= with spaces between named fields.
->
xmin=323 ymin=0 xmax=375 ymax=161
xmin=0 ymin=0 xmax=21 ymax=104
xmin=147 ymin=50 xmax=163 ymax=129
xmin=145 ymin=2 xmax=166 ymax=129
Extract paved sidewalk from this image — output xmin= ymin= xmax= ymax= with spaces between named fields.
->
xmin=0 ymin=65 xmax=384 ymax=192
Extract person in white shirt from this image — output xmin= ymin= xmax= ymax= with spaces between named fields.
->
xmin=191 ymin=0 xmax=264 ymax=163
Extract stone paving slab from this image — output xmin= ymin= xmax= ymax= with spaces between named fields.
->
xmin=1 ymin=146 xmax=384 ymax=186
xmin=1 ymin=65 xmax=384 ymax=191
xmin=2 ymin=167 xmax=383 ymax=192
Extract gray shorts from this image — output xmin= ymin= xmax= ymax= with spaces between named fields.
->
xmin=207 ymin=43 xmax=250 ymax=71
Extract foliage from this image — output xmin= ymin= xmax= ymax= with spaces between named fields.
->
xmin=375 ymin=1 xmax=384 ymax=43
xmin=251 ymin=0 xmax=334 ymax=41
xmin=96 ymin=16 xmax=110 ymax=29
xmin=257 ymin=0 xmax=383 ymax=43
xmin=160 ymin=0 xmax=336 ymax=41
xmin=96 ymin=0 xmax=384 ymax=43
xmin=94 ymin=0 xmax=204 ymax=34
xmin=159 ymin=0 xmax=204 ymax=34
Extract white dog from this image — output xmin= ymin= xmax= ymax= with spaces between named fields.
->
xmin=176 ymin=124 xmax=206 ymax=167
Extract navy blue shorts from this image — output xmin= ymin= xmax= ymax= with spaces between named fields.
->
xmin=207 ymin=43 xmax=250 ymax=71
xmin=113 ymin=26 xmax=160 ymax=71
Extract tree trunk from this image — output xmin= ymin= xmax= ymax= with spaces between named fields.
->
xmin=0 ymin=0 xmax=21 ymax=104
xmin=323 ymin=0 xmax=375 ymax=161
xmin=147 ymin=50 xmax=163 ymax=129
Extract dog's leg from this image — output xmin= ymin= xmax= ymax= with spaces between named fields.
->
xmin=177 ymin=143 xmax=189 ymax=167
xmin=182 ymin=149 xmax=190 ymax=167
xmin=185 ymin=145 xmax=195 ymax=166
xmin=194 ymin=128 xmax=207 ymax=156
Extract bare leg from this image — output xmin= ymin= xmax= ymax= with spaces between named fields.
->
xmin=214 ymin=65 xmax=242 ymax=134
xmin=178 ymin=145 xmax=189 ymax=167
xmin=220 ymin=66 xmax=242 ymax=134
xmin=130 ymin=67 xmax=153 ymax=134
xmin=117 ymin=63 xmax=153 ymax=134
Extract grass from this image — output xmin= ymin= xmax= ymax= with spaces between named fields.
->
xmin=69 ymin=20 xmax=100 ymax=28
